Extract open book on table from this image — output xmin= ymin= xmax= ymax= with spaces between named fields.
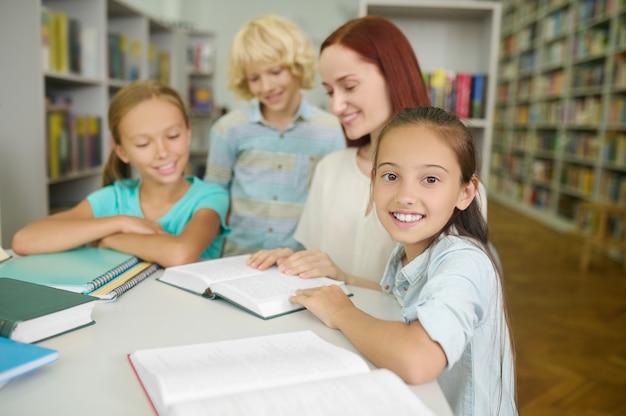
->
xmin=157 ymin=255 xmax=350 ymax=319
xmin=128 ymin=330 xmax=435 ymax=416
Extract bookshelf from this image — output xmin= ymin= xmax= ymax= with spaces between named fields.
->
xmin=492 ymin=0 xmax=626 ymax=233
xmin=0 ymin=0 xmax=216 ymax=245
xmin=185 ymin=29 xmax=219 ymax=179
xmin=359 ymin=0 xmax=502 ymax=182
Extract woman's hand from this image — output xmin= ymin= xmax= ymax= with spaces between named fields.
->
xmin=276 ymin=249 xmax=348 ymax=282
xmin=247 ymin=248 xmax=294 ymax=270
xmin=289 ymin=285 xmax=355 ymax=329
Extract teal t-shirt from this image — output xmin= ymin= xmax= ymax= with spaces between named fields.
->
xmin=87 ymin=176 xmax=230 ymax=260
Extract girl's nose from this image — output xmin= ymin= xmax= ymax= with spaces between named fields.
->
xmin=155 ymin=138 xmax=169 ymax=158
xmin=396 ymin=183 xmax=416 ymax=205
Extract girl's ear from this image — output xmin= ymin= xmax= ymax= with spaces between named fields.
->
xmin=456 ymin=175 xmax=479 ymax=211
xmin=114 ymin=143 xmax=130 ymax=163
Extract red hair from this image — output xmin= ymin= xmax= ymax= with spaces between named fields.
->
xmin=321 ymin=16 xmax=430 ymax=147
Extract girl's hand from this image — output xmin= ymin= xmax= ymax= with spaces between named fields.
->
xmin=247 ymin=248 xmax=294 ymax=270
xmin=289 ymin=285 xmax=355 ymax=329
xmin=117 ymin=216 xmax=166 ymax=235
xmin=277 ymin=249 xmax=348 ymax=282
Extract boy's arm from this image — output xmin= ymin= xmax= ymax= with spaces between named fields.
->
xmin=98 ymin=208 xmax=221 ymax=267
xmin=11 ymin=200 xmax=162 ymax=255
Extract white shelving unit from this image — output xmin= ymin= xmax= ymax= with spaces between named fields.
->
xmin=184 ymin=29 xmax=219 ymax=179
xmin=359 ymin=0 xmax=502 ymax=182
xmin=0 ymin=0 xmax=216 ymax=245
xmin=492 ymin=0 xmax=626 ymax=232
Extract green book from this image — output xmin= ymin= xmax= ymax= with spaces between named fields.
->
xmin=0 ymin=277 xmax=96 ymax=343
xmin=0 ymin=248 xmax=139 ymax=294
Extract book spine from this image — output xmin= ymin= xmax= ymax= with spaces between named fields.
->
xmin=0 ymin=318 xmax=17 ymax=339
xmin=85 ymin=257 xmax=140 ymax=292
xmin=105 ymin=264 xmax=158 ymax=301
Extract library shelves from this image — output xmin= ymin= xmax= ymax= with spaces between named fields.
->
xmin=493 ymin=0 xmax=626 ymax=233
xmin=0 ymin=0 xmax=216 ymax=244
xmin=359 ymin=0 xmax=502 ymax=182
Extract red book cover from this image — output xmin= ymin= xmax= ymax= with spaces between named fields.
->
xmin=455 ymin=72 xmax=472 ymax=118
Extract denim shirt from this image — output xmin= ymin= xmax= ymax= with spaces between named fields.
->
xmin=380 ymin=235 xmax=518 ymax=416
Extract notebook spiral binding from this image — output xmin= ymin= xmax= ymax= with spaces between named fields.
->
xmin=108 ymin=264 xmax=159 ymax=300
xmin=86 ymin=257 xmax=140 ymax=292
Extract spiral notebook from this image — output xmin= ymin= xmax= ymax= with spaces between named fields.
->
xmin=0 ymin=248 xmax=156 ymax=298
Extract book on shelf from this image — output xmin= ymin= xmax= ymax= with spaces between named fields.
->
xmin=455 ymin=72 xmax=473 ymax=118
xmin=45 ymin=99 xmax=102 ymax=178
xmin=0 ymin=337 xmax=58 ymax=386
xmin=128 ymin=330 xmax=434 ymax=416
xmin=158 ymin=254 xmax=351 ymax=320
xmin=189 ymin=85 xmax=213 ymax=113
xmin=471 ymin=73 xmax=487 ymax=119
xmin=0 ymin=277 xmax=96 ymax=343
xmin=0 ymin=248 xmax=157 ymax=300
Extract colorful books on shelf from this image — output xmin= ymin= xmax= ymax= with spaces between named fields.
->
xmin=41 ymin=7 xmax=95 ymax=76
xmin=158 ymin=255 xmax=350 ymax=320
xmin=128 ymin=330 xmax=434 ymax=416
xmin=45 ymin=99 xmax=102 ymax=179
xmin=0 ymin=248 xmax=157 ymax=300
xmin=0 ymin=277 xmax=96 ymax=343
xmin=425 ymin=69 xmax=487 ymax=119
xmin=0 ymin=338 xmax=58 ymax=386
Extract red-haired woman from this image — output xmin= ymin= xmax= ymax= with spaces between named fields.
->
xmin=248 ymin=16 xmax=486 ymax=289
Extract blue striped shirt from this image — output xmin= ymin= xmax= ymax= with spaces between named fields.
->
xmin=204 ymin=98 xmax=344 ymax=255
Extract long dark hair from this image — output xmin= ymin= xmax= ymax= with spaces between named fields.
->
xmin=374 ymin=106 xmax=517 ymax=414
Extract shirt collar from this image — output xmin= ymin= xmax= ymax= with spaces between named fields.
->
xmin=248 ymin=97 xmax=312 ymax=125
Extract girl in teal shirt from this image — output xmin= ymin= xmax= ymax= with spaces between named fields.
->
xmin=12 ymin=81 xmax=229 ymax=267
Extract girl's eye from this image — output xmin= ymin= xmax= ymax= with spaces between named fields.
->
xmin=271 ymin=68 xmax=283 ymax=76
xmin=324 ymin=88 xmax=334 ymax=97
xmin=382 ymin=172 xmax=398 ymax=182
xmin=423 ymin=176 xmax=439 ymax=184
xmin=168 ymin=134 xmax=180 ymax=140
xmin=136 ymin=142 xmax=149 ymax=148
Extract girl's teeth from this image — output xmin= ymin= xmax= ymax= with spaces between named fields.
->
xmin=394 ymin=213 xmax=423 ymax=222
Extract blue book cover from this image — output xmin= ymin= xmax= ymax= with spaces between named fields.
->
xmin=0 ymin=338 xmax=58 ymax=385
xmin=0 ymin=248 xmax=138 ymax=293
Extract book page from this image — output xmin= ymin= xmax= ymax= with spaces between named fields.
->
xmin=158 ymin=255 xmax=264 ymax=294
xmin=129 ymin=331 xmax=369 ymax=414
xmin=169 ymin=369 xmax=435 ymax=416
xmin=212 ymin=269 xmax=349 ymax=318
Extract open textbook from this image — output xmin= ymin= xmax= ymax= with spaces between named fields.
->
xmin=128 ymin=330 xmax=435 ymax=416
xmin=158 ymin=255 xmax=350 ymax=319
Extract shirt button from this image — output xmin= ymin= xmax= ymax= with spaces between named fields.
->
xmin=403 ymin=287 xmax=408 ymax=291
xmin=384 ymin=285 xmax=390 ymax=290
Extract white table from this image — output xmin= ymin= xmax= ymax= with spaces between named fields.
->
xmin=0 ymin=271 xmax=452 ymax=415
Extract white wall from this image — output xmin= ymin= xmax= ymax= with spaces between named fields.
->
xmin=120 ymin=0 xmax=359 ymax=111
